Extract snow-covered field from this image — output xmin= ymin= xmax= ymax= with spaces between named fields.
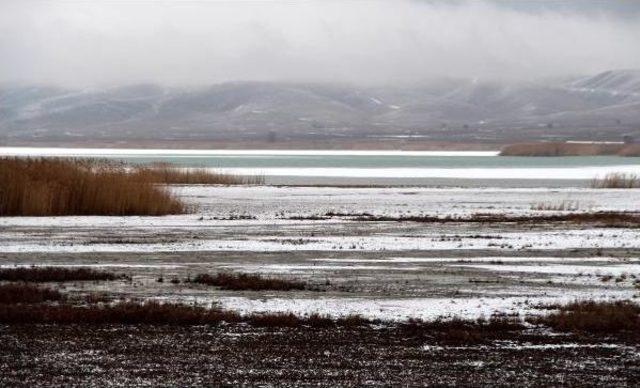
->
xmin=2 ymin=185 xmax=639 ymax=320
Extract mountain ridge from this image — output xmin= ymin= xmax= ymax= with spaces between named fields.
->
xmin=1 ymin=70 xmax=639 ymax=144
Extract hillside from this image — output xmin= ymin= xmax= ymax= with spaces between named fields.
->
xmin=1 ymin=70 xmax=639 ymax=145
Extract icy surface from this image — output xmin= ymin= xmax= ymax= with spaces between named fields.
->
xmin=2 ymin=185 xmax=639 ymax=320
xmin=216 ymin=290 xmax=635 ymax=321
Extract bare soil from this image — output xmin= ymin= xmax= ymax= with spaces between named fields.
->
xmin=1 ymin=324 xmax=638 ymax=387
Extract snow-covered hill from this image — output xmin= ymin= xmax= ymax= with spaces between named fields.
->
xmin=1 ymin=70 xmax=639 ymax=143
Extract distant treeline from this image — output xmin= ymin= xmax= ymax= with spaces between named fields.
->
xmin=500 ymin=142 xmax=640 ymax=157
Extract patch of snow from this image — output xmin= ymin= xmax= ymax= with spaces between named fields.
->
xmin=208 ymin=165 xmax=640 ymax=180
xmin=453 ymin=264 xmax=640 ymax=276
xmin=216 ymin=290 xmax=635 ymax=321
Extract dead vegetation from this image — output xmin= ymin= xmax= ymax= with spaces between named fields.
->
xmin=401 ymin=315 xmax=525 ymax=344
xmin=530 ymin=200 xmax=581 ymax=211
xmin=0 ymin=297 xmax=518 ymax=335
xmin=0 ymin=282 xmax=638 ymax=343
xmin=293 ymin=210 xmax=640 ymax=227
xmin=133 ymin=163 xmax=264 ymax=185
xmin=591 ymin=172 xmax=640 ymax=189
xmin=0 ymin=158 xmax=186 ymax=216
xmin=188 ymin=272 xmax=307 ymax=291
xmin=0 ymin=266 xmax=124 ymax=282
xmin=0 ymin=283 xmax=64 ymax=304
xmin=0 ymin=158 xmax=265 ymax=216
xmin=530 ymin=300 xmax=640 ymax=337
xmin=0 ymin=300 xmax=368 ymax=327
xmin=499 ymin=142 xmax=628 ymax=156
xmin=0 ymin=301 xmax=238 ymax=325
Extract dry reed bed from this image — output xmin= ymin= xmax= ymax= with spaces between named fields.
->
xmin=0 ymin=284 xmax=64 ymax=304
xmin=591 ymin=173 xmax=640 ymax=189
xmin=0 ymin=158 xmax=263 ymax=216
xmin=293 ymin=211 xmax=640 ymax=227
xmin=134 ymin=163 xmax=264 ymax=185
xmin=499 ymin=142 xmax=640 ymax=156
xmin=529 ymin=300 xmax=640 ymax=335
xmin=0 ymin=282 xmax=637 ymax=341
xmin=0 ymin=300 xmax=368 ymax=328
xmin=188 ymin=272 xmax=307 ymax=291
xmin=0 ymin=266 xmax=124 ymax=282
xmin=0 ymin=297 xmax=520 ymax=339
xmin=0 ymin=158 xmax=185 ymax=216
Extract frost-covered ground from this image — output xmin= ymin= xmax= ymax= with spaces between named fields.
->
xmin=2 ymin=186 xmax=640 ymax=253
xmin=1 ymin=185 xmax=639 ymax=320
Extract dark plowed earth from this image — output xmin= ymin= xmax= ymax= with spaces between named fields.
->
xmin=1 ymin=325 xmax=638 ymax=387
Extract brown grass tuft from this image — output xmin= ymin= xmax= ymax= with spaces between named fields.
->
xmin=0 ymin=283 xmax=64 ymax=304
xmin=401 ymin=315 xmax=525 ymax=344
xmin=189 ymin=272 xmax=307 ymax=291
xmin=530 ymin=300 xmax=640 ymax=335
xmin=0 ymin=301 xmax=240 ymax=325
xmin=0 ymin=266 xmax=124 ymax=282
xmin=591 ymin=173 xmax=640 ymax=189
xmin=0 ymin=158 xmax=186 ymax=216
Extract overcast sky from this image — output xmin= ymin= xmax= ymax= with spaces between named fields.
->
xmin=1 ymin=0 xmax=639 ymax=88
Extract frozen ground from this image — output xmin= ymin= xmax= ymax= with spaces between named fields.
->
xmin=2 ymin=184 xmax=640 ymax=386
xmin=1 ymin=185 xmax=639 ymax=321
xmin=1 ymin=186 xmax=640 ymax=253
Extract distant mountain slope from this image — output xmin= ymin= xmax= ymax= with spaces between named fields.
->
xmin=1 ymin=70 xmax=639 ymax=144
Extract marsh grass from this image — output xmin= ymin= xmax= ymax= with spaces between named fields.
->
xmin=499 ymin=142 xmax=625 ymax=156
xmin=0 ymin=266 xmax=124 ymax=282
xmin=189 ymin=272 xmax=307 ymax=291
xmin=310 ymin=211 xmax=640 ymax=226
xmin=134 ymin=163 xmax=264 ymax=185
xmin=530 ymin=200 xmax=581 ymax=211
xmin=402 ymin=315 xmax=525 ymax=344
xmin=0 ymin=283 xmax=64 ymax=304
xmin=0 ymin=158 xmax=186 ymax=216
xmin=590 ymin=173 xmax=640 ymax=189
xmin=0 ymin=300 xmax=368 ymax=327
xmin=529 ymin=300 xmax=640 ymax=335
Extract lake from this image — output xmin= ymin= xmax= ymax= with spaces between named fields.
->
xmin=2 ymin=147 xmax=640 ymax=187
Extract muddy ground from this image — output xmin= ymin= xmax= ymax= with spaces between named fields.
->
xmin=1 ymin=324 xmax=639 ymax=387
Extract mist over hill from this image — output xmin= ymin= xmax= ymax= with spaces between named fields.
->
xmin=1 ymin=70 xmax=639 ymax=145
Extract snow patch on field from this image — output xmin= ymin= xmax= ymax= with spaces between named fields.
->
xmin=2 ymin=229 xmax=639 ymax=253
xmin=313 ymin=257 xmax=626 ymax=263
xmin=216 ymin=290 xmax=635 ymax=321
xmin=454 ymin=264 xmax=640 ymax=276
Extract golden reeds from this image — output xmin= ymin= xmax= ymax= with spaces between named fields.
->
xmin=133 ymin=162 xmax=264 ymax=185
xmin=591 ymin=172 xmax=640 ymax=188
xmin=0 ymin=158 xmax=185 ymax=216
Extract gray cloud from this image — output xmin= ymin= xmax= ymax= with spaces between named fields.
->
xmin=1 ymin=0 xmax=639 ymax=87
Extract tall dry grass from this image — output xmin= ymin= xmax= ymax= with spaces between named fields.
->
xmin=500 ymin=142 xmax=625 ymax=157
xmin=501 ymin=142 xmax=640 ymax=157
xmin=189 ymin=272 xmax=307 ymax=291
xmin=530 ymin=300 xmax=640 ymax=335
xmin=0 ymin=283 xmax=64 ymax=304
xmin=0 ymin=158 xmax=186 ymax=216
xmin=0 ymin=266 xmax=123 ymax=282
xmin=134 ymin=163 xmax=264 ymax=185
xmin=591 ymin=172 xmax=640 ymax=188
